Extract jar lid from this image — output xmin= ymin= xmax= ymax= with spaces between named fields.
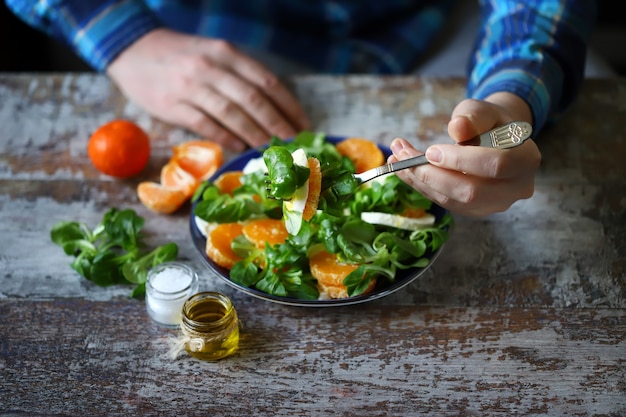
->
xmin=147 ymin=262 xmax=198 ymax=299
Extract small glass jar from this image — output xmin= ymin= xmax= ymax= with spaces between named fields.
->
xmin=181 ymin=292 xmax=240 ymax=361
xmin=146 ymin=262 xmax=199 ymax=327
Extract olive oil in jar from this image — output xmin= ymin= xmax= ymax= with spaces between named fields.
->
xmin=180 ymin=292 xmax=239 ymax=361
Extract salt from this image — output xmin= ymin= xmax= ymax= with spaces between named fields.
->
xmin=145 ymin=262 xmax=199 ymax=327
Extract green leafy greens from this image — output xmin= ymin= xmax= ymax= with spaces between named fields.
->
xmin=50 ymin=208 xmax=178 ymax=298
xmin=193 ymin=132 xmax=453 ymax=299
xmin=263 ymin=145 xmax=310 ymax=200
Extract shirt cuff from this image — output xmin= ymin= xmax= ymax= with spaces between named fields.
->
xmin=70 ymin=2 xmax=163 ymax=72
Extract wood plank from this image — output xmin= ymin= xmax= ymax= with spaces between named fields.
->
xmin=1 ymin=300 xmax=624 ymax=416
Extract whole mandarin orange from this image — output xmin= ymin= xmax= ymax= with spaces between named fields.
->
xmin=87 ymin=119 xmax=151 ymax=178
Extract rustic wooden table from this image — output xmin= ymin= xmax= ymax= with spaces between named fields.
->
xmin=0 ymin=74 xmax=624 ymax=416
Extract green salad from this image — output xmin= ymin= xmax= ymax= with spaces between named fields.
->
xmin=193 ymin=132 xmax=452 ymax=300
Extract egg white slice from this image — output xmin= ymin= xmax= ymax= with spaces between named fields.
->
xmin=361 ymin=211 xmax=436 ymax=231
xmin=194 ymin=216 xmax=210 ymax=238
xmin=242 ymin=156 xmax=268 ymax=174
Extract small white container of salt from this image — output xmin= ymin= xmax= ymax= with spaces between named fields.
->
xmin=146 ymin=262 xmax=199 ymax=327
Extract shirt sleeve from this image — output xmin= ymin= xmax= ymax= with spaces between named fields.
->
xmin=467 ymin=0 xmax=597 ymax=134
xmin=5 ymin=0 xmax=163 ymax=72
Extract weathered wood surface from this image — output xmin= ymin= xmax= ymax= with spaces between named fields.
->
xmin=1 ymin=74 xmax=625 ymax=416
xmin=1 ymin=300 xmax=624 ymax=416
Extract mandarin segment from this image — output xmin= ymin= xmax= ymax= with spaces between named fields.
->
xmin=309 ymin=250 xmax=376 ymax=298
xmin=402 ymin=207 xmax=427 ymax=218
xmin=317 ymin=282 xmax=349 ymax=299
xmin=303 ymin=157 xmax=322 ymax=221
xmin=137 ymin=181 xmax=188 ymax=214
xmin=242 ymin=218 xmax=289 ymax=248
xmin=205 ymin=223 xmax=244 ymax=269
xmin=318 ymin=278 xmax=377 ymax=299
xmin=336 ymin=137 xmax=384 ymax=173
xmin=173 ymin=140 xmax=223 ymax=180
xmin=136 ymin=139 xmax=224 ymax=215
xmin=309 ymin=250 xmax=359 ymax=287
xmin=310 ymin=249 xmax=377 ymax=299
xmin=214 ymin=171 xmax=244 ymax=195
xmin=160 ymin=158 xmax=200 ymax=198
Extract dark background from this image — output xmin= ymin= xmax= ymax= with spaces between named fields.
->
xmin=1 ymin=1 xmax=624 ymax=75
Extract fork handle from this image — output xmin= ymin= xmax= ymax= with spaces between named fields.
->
xmin=462 ymin=121 xmax=533 ymax=148
xmin=355 ymin=154 xmax=429 ymax=183
xmin=386 ymin=154 xmax=429 ymax=173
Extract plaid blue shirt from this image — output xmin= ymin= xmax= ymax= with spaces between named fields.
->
xmin=7 ymin=0 xmax=596 ymax=133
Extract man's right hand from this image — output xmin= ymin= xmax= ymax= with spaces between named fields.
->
xmin=107 ymin=28 xmax=310 ymax=151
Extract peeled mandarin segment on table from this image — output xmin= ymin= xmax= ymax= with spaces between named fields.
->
xmin=137 ymin=139 xmax=224 ymax=214
xmin=335 ymin=137 xmax=385 ymax=173
xmin=205 ymin=222 xmax=244 ymax=269
xmin=160 ymin=158 xmax=200 ymax=198
xmin=137 ymin=181 xmax=188 ymax=214
xmin=173 ymin=140 xmax=223 ymax=180
xmin=242 ymin=218 xmax=289 ymax=248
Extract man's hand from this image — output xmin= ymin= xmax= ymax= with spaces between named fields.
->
xmin=107 ymin=29 xmax=310 ymax=151
xmin=389 ymin=94 xmax=541 ymax=216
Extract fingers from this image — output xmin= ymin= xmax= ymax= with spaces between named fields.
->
xmin=448 ymin=95 xmax=533 ymax=145
xmin=389 ymin=97 xmax=538 ymax=216
xmin=448 ymin=99 xmax=501 ymax=143
xmin=200 ymin=40 xmax=310 ymax=133
xmin=173 ymin=57 xmax=312 ymax=151
xmin=229 ymin=60 xmax=310 ymax=133
xmin=388 ymin=136 xmax=541 ymax=180
xmin=389 ymin=136 xmax=541 ymax=216
xmin=166 ymin=102 xmax=247 ymax=151
xmin=195 ymin=66 xmax=303 ymax=146
xmin=425 ymin=140 xmax=541 ymax=179
xmin=186 ymin=81 xmax=274 ymax=149
xmin=395 ymin=166 xmax=535 ymax=216
xmin=110 ymin=31 xmax=310 ymax=150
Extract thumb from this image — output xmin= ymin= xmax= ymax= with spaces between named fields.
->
xmin=447 ymin=99 xmax=501 ymax=144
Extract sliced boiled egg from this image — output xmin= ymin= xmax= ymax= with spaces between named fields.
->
xmin=242 ymin=156 xmax=268 ymax=174
xmin=194 ymin=216 xmax=219 ymax=238
xmin=283 ymin=148 xmax=309 ymax=235
xmin=361 ymin=211 xmax=436 ymax=231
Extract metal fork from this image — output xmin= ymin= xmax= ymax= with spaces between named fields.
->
xmin=354 ymin=121 xmax=533 ymax=185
